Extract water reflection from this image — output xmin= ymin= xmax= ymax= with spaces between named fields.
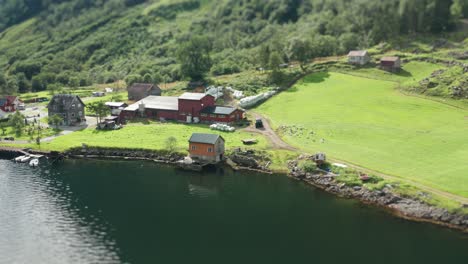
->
xmin=0 ymin=160 xmax=121 ymax=264
xmin=1 ymin=159 xmax=467 ymax=264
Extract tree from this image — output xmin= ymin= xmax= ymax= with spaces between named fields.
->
xmin=49 ymin=114 xmax=63 ymax=130
xmin=177 ymin=36 xmax=212 ymax=81
xmin=143 ymin=73 xmax=153 ymax=83
xmin=47 ymin=83 xmax=60 ymax=95
xmin=288 ymin=37 xmax=313 ymax=72
xmin=16 ymin=72 xmax=30 ymax=93
xmin=268 ymin=51 xmax=283 ymax=72
xmin=8 ymin=111 xmax=25 ymax=137
xmin=0 ymin=122 xmax=7 ymax=135
xmin=125 ymin=74 xmax=142 ymax=86
xmin=69 ymin=76 xmax=80 ymax=90
xmin=165 ymin=136 xmax=178 ymax=153
xmin=258 ymin=44 xmax=271 ymax=70
xmin=87 ymin=101 xmax=109 ymax=125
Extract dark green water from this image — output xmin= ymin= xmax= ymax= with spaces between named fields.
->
xmin=0 ymin=159 xmax=467 ymax=264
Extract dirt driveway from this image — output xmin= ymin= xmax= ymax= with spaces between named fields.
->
xmin=243 ymin=112 xmax=296 ymax=151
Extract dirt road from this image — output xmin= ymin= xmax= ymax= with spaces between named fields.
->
xmin=243 ymin=113 xmax=296 ymax=151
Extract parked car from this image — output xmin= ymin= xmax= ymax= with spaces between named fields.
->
xmin=255 ymin=118 xmax=264 ymax=129
xmin=3 ymin=137 xmax=14 ymax=141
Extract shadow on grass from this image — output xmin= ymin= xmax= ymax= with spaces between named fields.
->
xmin=285 ymin=72 xmax=331 ymax=93
xmin=301 ymin=72 xmax=331 ymax=84
xmin=395 ymin=69 xmax=413 ymax=78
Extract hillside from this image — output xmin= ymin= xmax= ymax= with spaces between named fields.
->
xmin=0 ymin=0 xmax=468 ymax=97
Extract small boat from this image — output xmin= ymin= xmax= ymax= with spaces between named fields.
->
xmin=29 ymin=159 xmax=39 ymax=167
xmin=15 ymin=155 xmax=31 ymax=163
xmin=14 ymin=155 xmax=25 ymax=162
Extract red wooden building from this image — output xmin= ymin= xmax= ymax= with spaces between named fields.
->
xmin=121 ymin=92 xmax=244 ymax=124
xmin=0 ymin=96 xmax=21 ymax=113
xmin=199 ymin=106 xmax=245 ymax=123
xmin=178 ymin=93 xmax=215 ymax=123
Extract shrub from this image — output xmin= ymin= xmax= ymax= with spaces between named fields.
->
xmin=299 ymin=160 xmax=317 ymax=173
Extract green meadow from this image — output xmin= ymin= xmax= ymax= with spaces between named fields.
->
xmin=257 ymin=63 xmax=468 ymax=197
xmin=29 ymin=122 xmax=269 ymax=153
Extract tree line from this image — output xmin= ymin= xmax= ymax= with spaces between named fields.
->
xmin=0 ymin=0 xmax=467 ymax=96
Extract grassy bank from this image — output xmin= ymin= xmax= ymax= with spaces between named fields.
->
xmin=257 ymin=62 xmax=468 ymax=198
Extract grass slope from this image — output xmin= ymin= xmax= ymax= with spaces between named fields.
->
xmin=257 ymin=63 xmax=468 ymax=197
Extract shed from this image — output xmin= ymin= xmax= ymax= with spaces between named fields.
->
xmin=380 ymin=56 xmax=401 ymax=72
xmin=348 ymin=50 xmax=371 ymax=65
xmin=188 ymin=133 xmax=225 ymax=163
xmin=128 ymin=83 xmax=162 ymax=101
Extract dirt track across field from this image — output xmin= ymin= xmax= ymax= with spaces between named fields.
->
xmin=243 ymin=112 xmax=296 ymax=151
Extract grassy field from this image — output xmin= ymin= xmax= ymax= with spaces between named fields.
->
xmin=25 ymin=122 xmax=269 ymax=153
xmin=257 ymin=63 xmax=468 ymax=197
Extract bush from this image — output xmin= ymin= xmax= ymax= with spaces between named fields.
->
xmin=299 ymin=160 xmax=317 ymax=173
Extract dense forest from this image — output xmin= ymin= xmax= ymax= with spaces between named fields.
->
xmin=0 ymin=0 xmax=467 ymax=95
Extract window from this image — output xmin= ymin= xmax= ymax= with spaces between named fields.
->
xmin=71 ymin=104 xmax=75 ymax=109
xmin=210 ymin=114 xmax=216 ymax=118
xmin=230 ymin=115 xmax=235 ymax=118
xmin=78 ymin=111 xmax=83 ymax=117
xmin=71 ymin=113 xmax=75 ymax=117
xmin=218 ymin=115 xmax=225 ymax=118
xmin=191 ymin=145 xmax=196 ymax=150
xmin=208 ymin=147 xmax=213 ymax=153
xmin=201 ymin=113 xmax=207 ymax=117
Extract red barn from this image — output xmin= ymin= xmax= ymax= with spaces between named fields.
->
xmin=178 ymin=93 xmax=215 ymax=122
xmin=0 ymin=96 xmax=20 ymax=112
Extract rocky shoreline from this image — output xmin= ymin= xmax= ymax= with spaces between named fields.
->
xmin=288 ymin=158 xmax=468 ymax=233
xmin=1 ymin=146 xmax=466 ymax=232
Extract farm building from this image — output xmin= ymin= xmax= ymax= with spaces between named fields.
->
xmin=200 ymin=106 xmax=244 ymax=123
xmin=0 ymin=96 xmax=21 ymax=113
xmin=105 ymin=102 xmax=128 ymax=116
xmin=348 ymin=50 xmax=371 ymax=65
xmin=189 ymin=133 xmax=225 ymax=163
xmin=178 ymin=93 xmax=216 ymax=123
xmin=380 ymin=56 xmax=402 ymax=72
xmin=121 ymin=93 xmax=244 ymax=124
xmin=121 ymin=96 xmax=179 ymax=121
xmin=47 ymin=94 xmax=86 ymax=126
xmin=128 ymin=83 xmax=162 ymax=101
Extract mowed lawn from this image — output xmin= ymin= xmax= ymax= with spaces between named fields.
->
xmin=257 ymin=71 xmax=468 ymax=197
xmin=33 ymin=122 xmax=269 ymax=153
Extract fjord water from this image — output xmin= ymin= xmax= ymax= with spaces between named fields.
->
xmin=0 ymin=159 xmax=466 ymax=264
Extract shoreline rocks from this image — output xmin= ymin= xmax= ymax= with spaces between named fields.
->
xmin=1 ymin=146 xmax=466 ymax=232
xmin=288 ymin=159 xmax=468 ymax=232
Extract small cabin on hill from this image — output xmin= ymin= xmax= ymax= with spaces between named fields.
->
xmin=348 ymin=50 xmax=370 ymax=65
xmin=127 ymin=83 xmax=162 ymax=101
xmin=189 ymin=133 xmax=225 ymax=163
xmin=47 ymin=94 xmax=86 ymax=126
xmin=380 ymin=56 xmax=401 ymax=72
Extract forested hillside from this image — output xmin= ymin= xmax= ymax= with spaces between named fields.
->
xmin=0 ymin=0 xmax=467 ymax=95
